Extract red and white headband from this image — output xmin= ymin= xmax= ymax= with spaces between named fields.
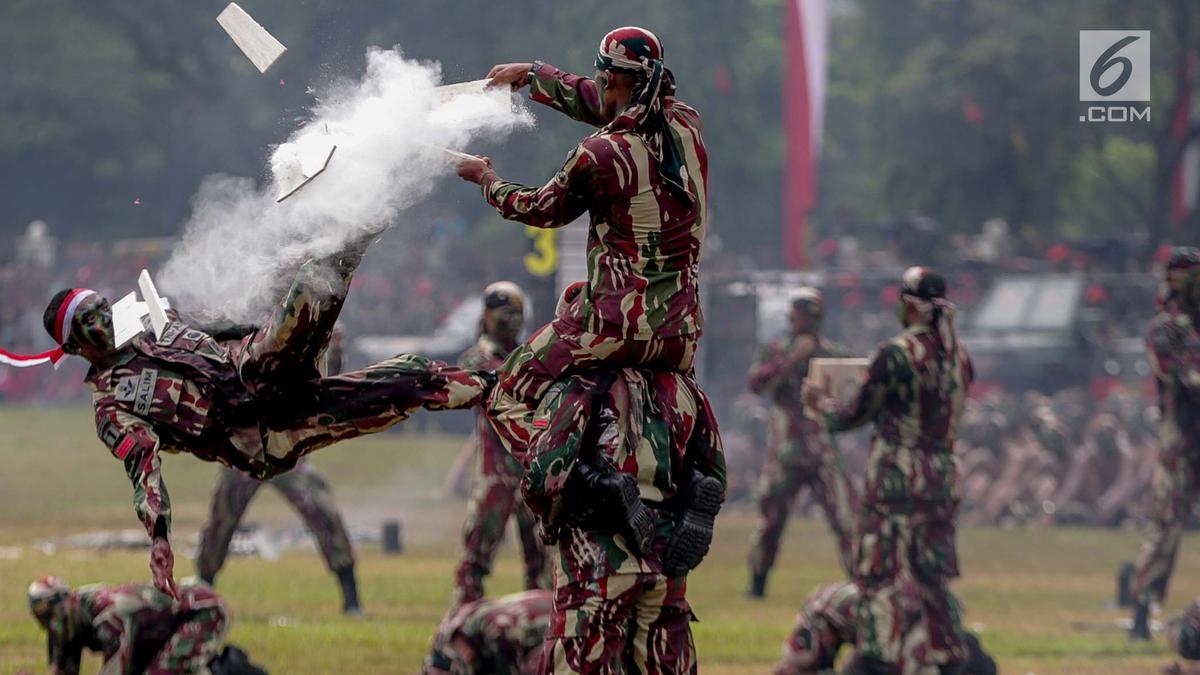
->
xmin=0 ymin=288 xmax=96 ymax=369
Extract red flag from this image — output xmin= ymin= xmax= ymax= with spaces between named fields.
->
xmin=783 ymin=0 xmax=829 ymax=269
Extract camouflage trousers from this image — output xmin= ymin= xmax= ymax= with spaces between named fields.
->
xmin=542 ymin=574 xmax=696 ymax=674
xmin=487 ymin=318 xmax=696 ymax=459
xmin=1132 ymin=448 xmax=1200 ymax=606
xmin=856 ymin=501 xmax=965 ymax=668
xmin=223 ymin=257 xmax=488 ymax=479
xmin=454 ymin=433 xmax=550 ymax=606
xmin=196 ymin=462 xmax=354 ymax=581
xmin=748 ymin=432 xmax=859 ymax=577
xmin=144 ymin=602 xmax=228 ymax=674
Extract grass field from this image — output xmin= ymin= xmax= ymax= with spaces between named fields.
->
xmin=0 ymin=406 xmax=1195 ymax=674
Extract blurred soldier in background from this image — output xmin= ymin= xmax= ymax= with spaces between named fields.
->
xmin=27 ymin=575 xmax=265 ymax=674
xmin=807 ymin=266 xmax=973 ymax=674
xmin=424 ymin=590 xmax=552 ymax=675
xmin=452 ymin=282 xmax=549 ymax=608
xmin=1130 ymin=247 xmax=1200 ymax=640
xmin=746 ymin=288 xmax=859 ymax=598
xmin=772 ymin=580 xmax=996 ymax=675
xmin=197 ymin=328 xmax=359 ymax=615
xmin=1166 ymin=598 xmax=1200 ymax=674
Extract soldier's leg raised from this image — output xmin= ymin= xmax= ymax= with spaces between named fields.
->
xmin=487 ymin=320 xmax=696 ymax=459
xmin=196 ymin=467 xmax=263 ymax=584
xmin=260 ymin=354 xmax=492 ymax=471
xmin=145 ymin=605 xmax=229 ymax=675
xmin=272 ymin=462 xmax=359 ymax=613
xmin=746 ymin=441 xmax=806 ymax=598
xmin=1131 ymin=450 xmax=1198 ymax=638
xmin=235 ymin=232 xmax=378 ymax=396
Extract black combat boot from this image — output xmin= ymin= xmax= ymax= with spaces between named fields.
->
xmin=1130 ymin=600 xmax=1151 ymax=640
xmin=1116 ymin=562 xmax=1135 ymax=608
xmin=746 ymin=571 xmax=767 ymax=599
xmin=336 ymin=564 xmax=362 ymax=616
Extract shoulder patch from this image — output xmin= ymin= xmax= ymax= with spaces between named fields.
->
xmin=134 ymin=369 xmax=158 ymax=416
xmin=157 ymin=322 xmax=187 ymax=346
xmin=115 ymin=376 xmax=138 ymax=402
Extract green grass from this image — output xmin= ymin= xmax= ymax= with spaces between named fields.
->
xmin=0 ymin=405 xmax=1196 ymax=673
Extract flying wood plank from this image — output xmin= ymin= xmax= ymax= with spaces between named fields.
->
xmin=216 ymin=3 xmax=287 ymax=73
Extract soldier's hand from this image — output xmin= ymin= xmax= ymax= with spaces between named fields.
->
xmin=150 ymin=536 xmax=178 ymax=600
xmin=486 ymin=63 xmax=534 ymax=90
xmin=456 ymin=155 xmax=494 ymax=185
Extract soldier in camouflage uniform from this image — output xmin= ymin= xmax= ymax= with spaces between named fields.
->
xmin=28 ymin=576 xmax=230 ymax=674
xmin=1130 ymin=247 xmax=1200 ymax=640
xmin=197 ymin=330 xmax=359 ymax=614
xmin=196 ymin=461 xmax=360 ymax=614
xmin=1167 ymin=598 xmax=1200 ymax=673
xmin=41 ymin=239 xmax=492 ymax=598
xmin=458 ymin=26 xmax=708 ymax=460
xmin=807 ymin=267 xmax=973 ymax=674
xmin=746 ymin=288 xmax=859 ymax=597
xmin=522 ymin=353 xmax=725 ymax=673
xmin=425 ymin=590 xmax=553 ymax=675
xmin=773 ymin=580 xmax=995 ymax=675
xmin=454 ymin=282 xmax=550 ymax=607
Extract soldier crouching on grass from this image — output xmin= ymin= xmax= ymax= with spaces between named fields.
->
xmin=33 ymin=233 xmax=493 ymax=599
xmin=424 ymin=590 xmax=553 ymax=675
xmin=28 ymin=576 xmax=267 ymax=675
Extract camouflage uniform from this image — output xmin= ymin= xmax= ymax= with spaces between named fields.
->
xmin=455 ymin=333 xmax=550 ymax=606
xmin=481 ymin=55 xmax=709 ymax=459
xmin=1168 ymin=598 xmax=1200 ymax=661
xmin=774 ymin=581 xmax=993 ymax=675
xmin=196 ymin=461 xmax=354 ymax=583
xmin=426 ymin=590 xmax=553 ymax=675
xmin=820 ymin=301 xmax=973 ymax=668
xmin=747 ymin=334 xmax=859 ymax=581
xmin=34 ymin=580 xmax=227 ymax=675
xmin=1131 ymin=284 xmax=1200 ymax=614
xmin=85 ymin=257 xmax=490 ymax=546
xmin=523 ymin=368 xmax=725 ymax=674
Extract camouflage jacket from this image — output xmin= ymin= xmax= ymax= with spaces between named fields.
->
xmin=41 ymin=582 xmax=224 ymax=675
xmin=482 ymin=62 xmax=708 ymax=340
xmin=748 ymin=333 xmax=847 ymax=444
xmin=523 ymin=368 xmax=725 ymax=585
xmin=822 ymin=324 xmax=973 ymax=507
xmin=427 ymin=590 xmax=552 ymax=675
xmin=1146 ymin=304 xmax=1200 ymax=456
xmin=85 ymin=319 xmax=252 ymax=542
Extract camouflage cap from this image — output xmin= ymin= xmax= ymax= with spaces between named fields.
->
xmin=900 ymin=266 xmax=948 ymax=300
xmin=1166 ymin=246 xmax=1200 ymax=271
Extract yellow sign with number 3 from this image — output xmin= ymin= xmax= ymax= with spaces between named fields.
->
xmin=523 ymin=227 xmax=558 ymax=277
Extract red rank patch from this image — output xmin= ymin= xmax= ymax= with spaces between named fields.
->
xmin=115 ymin=436 xmax=136 ymax=459
xmin=533 ymin=418 xmax=550 ymax=429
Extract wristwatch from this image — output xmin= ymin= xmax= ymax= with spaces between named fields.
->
xmin=529 ymin=60 xmax=544 ymax=85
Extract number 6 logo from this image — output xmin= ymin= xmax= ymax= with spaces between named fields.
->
xmin=1090 ymin=35 xmax=1139 ymax=97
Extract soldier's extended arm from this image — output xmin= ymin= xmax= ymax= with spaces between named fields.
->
xmin=480 ymin=138 xmax=601 ymax=229
xmin=823 ymin=344 xmax=899 ymax=433
xmin=528 ymin=62 xmax=605 ymax=126
xmin=95 ymin=407 xmax=171 ymax=542
xmin=747 ymin=343 xmax=790 ymax=396
xmin=48 ymin=632 xmax=83 ymax=675
xmin=95 ymin=608 xmax=139 ymax=675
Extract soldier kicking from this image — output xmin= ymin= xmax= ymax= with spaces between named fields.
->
xmin=37 ymin=236 xmax=492 ymax=597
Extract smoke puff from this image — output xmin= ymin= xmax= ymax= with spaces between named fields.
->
xmin=160 ymin=47 xmax=534 ymax=323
